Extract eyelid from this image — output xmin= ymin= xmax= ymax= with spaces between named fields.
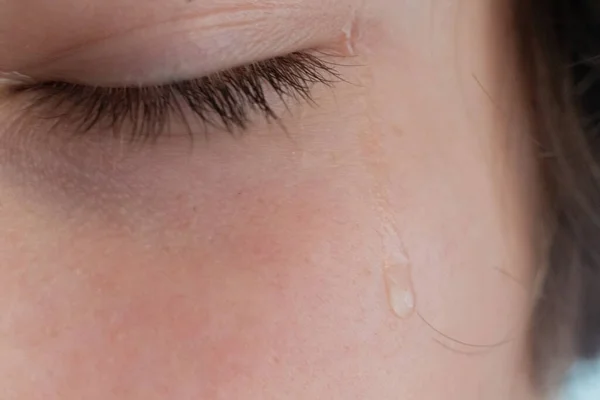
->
xmin=6 ymin=2 xmax=355 ymax=87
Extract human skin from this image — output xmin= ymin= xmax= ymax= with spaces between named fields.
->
xmin=0 ymin=0 xmax=543 ymax=399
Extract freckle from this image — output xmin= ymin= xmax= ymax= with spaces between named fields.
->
xmin=329 ymin=152 xmax=342 ymax=164
xmin=43 ymin=325 xmax=59 ymax=339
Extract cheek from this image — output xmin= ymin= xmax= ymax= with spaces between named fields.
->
xmin=0 ymin=153 xmax=395 ymax=399
xmin=361 ymin=10 xmax=537 ymax=351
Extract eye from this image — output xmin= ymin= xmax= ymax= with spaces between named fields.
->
xmin=6 ymin=52 xmax=342 ymax=143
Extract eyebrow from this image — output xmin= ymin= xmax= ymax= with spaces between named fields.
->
xmin=0 ymin=0 xmax=357 ymax=85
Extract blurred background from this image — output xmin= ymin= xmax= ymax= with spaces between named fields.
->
xmin=562 ymin=359 xmax=600 ymax=399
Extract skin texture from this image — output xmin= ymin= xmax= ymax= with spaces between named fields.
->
xmin=0 ymin=0 xmax=543 ymax=399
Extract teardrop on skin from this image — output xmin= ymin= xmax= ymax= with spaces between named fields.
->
xmin=384 ymin=261 xmax=415 ymax=319
xmin=338 ymin=6 xmax=362 ymax=57
xmin=341 ymin=19 xmax=357 ymax=56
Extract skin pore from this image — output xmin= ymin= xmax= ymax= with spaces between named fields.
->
xmin=0 ymin=0 xmax=543 ymax=399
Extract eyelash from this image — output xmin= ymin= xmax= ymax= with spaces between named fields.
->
xmin=9 ymin=52 xmax=341 ymax=143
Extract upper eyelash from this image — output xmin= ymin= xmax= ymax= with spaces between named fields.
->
xmin=8 ymin=52 xmax=341 ymax=143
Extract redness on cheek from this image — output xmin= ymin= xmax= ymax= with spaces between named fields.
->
xmin=0 ymin=167 xmax=384 ymax=398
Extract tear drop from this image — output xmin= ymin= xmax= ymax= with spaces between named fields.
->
xmin=383 ymin=261 xmax=415 ymax=319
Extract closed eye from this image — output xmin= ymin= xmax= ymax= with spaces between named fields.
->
xmin=6 ymin=52 xmax=342 ymax=143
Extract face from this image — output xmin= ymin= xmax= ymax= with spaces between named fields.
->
xmin=0 ymin=0 xmax=543 ymax=399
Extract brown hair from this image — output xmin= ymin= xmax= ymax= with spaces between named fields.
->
xmin=516 ymin=0 xmax=600 ymax=393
